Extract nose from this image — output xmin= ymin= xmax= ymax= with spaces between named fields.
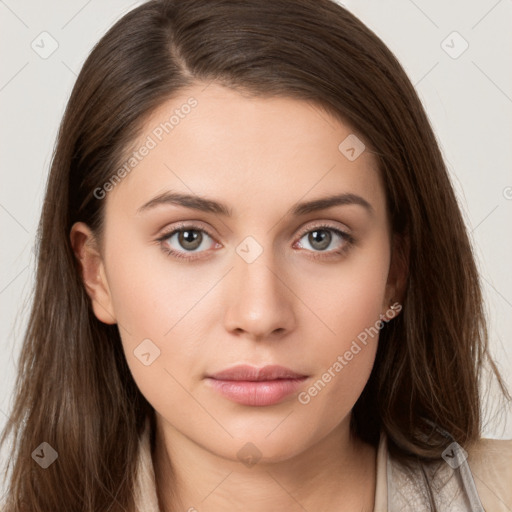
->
xmin=222 ymin=248 xmax=297 ymax=341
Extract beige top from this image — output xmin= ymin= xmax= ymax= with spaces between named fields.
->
xmin=133 ymin=419 xmax=512 ymax=511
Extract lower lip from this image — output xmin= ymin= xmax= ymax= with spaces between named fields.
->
xmin=206 ymin=377 xmax=308 ymax=406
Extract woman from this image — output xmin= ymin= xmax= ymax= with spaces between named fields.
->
xmin=1 ymin=0 xmax=511 ymax=510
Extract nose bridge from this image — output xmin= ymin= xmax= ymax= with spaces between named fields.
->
xmin=223 ymin=235 xmax=295 ymax=338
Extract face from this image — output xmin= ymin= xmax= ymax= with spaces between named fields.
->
xmin=73 ymin=82 xmax=401 ymax=463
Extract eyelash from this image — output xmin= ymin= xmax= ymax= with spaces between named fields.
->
xmin=156 ymin=222 xmax=355 ymax=262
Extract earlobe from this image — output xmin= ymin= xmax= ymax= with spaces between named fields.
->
xmin=70 ymin=222 xmax=117 ymax=325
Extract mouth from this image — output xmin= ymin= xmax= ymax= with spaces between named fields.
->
xmin=207 ymin=364 xmax=308 ymax=381
xmin=205 ymin=364 xmax=309 ymax=406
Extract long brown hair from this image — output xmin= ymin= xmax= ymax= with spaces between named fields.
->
xmin=1 ymin=0 xmax=509 ymax=510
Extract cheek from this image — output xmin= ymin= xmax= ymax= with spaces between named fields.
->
xmin=102 ymin=236 xmax=220 ymax=401
xmin=104 ymin=235 xmax=213 ymax=335
xmin=298 ymin=234 xmax=390 ymax=403
xmin=296 ymin=340 xmax=377 ymax=441
xmin=296 ymin=282 xmax=385 ymax=430
xmin=307 ymin=232 xmax=391 ymax=349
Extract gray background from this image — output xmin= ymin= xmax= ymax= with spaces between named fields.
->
xmin=1 ymin=0 xmax=511 ymax=479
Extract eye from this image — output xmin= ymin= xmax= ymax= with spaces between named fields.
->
xmin=156 ymin=223 xmax=219 ymax=261
xmin=294 ymin=224 xmax=355 ymax=259
xmin=156 ymin=222 xmax=355 ymax=262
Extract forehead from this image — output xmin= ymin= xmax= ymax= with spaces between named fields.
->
xmin=106 ymin=82 xmax=387 ymax=221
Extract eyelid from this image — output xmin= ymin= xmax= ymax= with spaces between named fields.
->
xmin=156 ymin=220 xmax=218 ymax=241
xmin=157 ymin=219 xmax=352 ymax=243
xmin=295 ymin=220 xmax=352 ymax=239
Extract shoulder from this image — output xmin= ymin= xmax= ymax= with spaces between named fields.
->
xmin=467 ymin=436 xmax=512 ymax=465
xmin=385 ymin=437 xmax=512 ymax=511
xmin=466 ymin=437 xmax=512 ymax=512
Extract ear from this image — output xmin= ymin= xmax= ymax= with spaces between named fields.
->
xmin=70 ymin=222 xmax=117 ymax=325
xmin=382 ymin=232 xmax=409 ymax=318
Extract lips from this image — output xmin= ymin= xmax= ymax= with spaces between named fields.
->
xmin=207 ymin=364 xmax=307 ymax=381
xmin=205 ymin=364 xmax=309 ymax=406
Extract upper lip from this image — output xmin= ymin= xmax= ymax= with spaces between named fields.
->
xmin=207 ymin=364 xmax=307 ymax=381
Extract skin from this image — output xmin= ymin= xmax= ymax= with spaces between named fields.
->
xmin=71 ymin=82 xmax=405 ymax=512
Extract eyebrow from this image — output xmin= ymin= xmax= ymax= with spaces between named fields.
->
xmin=136 ymin=191 xmax=374 ymax=217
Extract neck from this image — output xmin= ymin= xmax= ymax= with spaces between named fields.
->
xmin=152 ymin=414 xmax=377 ymax=512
